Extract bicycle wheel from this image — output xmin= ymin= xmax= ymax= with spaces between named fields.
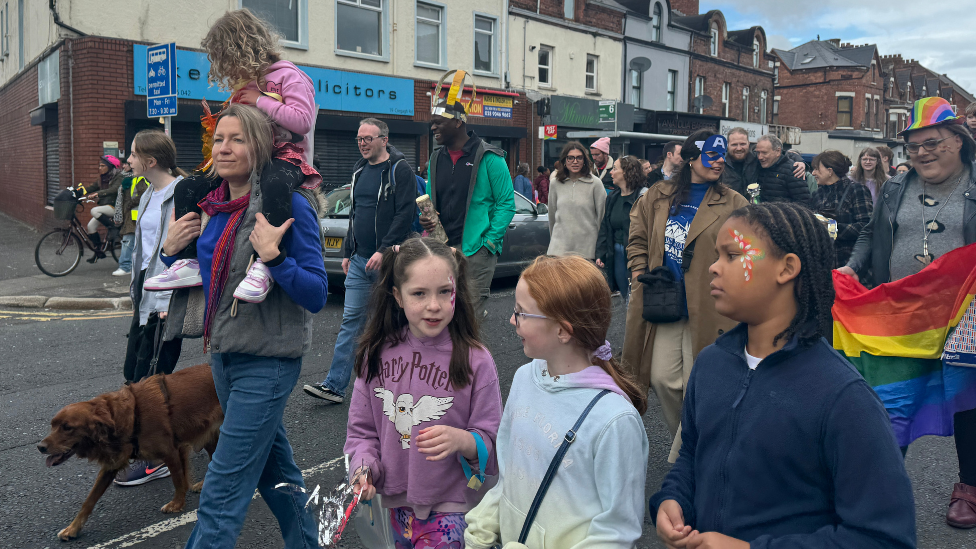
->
xmin=35 ymin=229 xmax=83 ymax=277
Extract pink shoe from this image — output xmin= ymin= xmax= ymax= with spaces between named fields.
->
xmin=144 ymin=259 xmax=202 ymax=291
xmin=233 ymin=259 xmax=274 ymax=303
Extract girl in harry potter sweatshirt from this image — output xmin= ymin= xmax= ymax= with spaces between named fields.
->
xmin=344 ymin=237 xmax=503 ymax=547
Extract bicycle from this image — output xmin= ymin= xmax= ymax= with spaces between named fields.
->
xmin=35 ymin=187 xmax=122 ymax=277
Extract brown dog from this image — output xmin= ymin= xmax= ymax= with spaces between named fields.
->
xmin=38 ymin=363 xmax=223 ymax=541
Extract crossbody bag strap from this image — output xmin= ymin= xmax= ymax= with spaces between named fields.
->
xmin=680 ymin=238 xmax=697 ymax=273
xmin=837 ymin=181 xmax=855 ymax=212
xmin=518 ymin=389 xmax=611 ymax=544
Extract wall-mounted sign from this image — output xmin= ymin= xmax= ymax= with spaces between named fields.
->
xmin=541 ymin=125 xmax=557 ymax=139
xmin=133 ymin=44 xmax=414 ymax=116
xmin=719 ymin=120 xmax=769 ymax=143
xmin=436 ymin=87 xmax=513 ymax=119
xmin=649 ymin=112 xmax=720 ymax=137
xmin=549 ymin=96 xmax=634 ymax=131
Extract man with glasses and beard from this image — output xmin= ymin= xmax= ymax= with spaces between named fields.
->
xmin=303 ymin=118 xmax=417 ymax=404
xmin=839 ymin=97 xmax=976 ymax=529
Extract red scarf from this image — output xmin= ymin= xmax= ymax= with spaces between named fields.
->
xmin=198 ymin=181 xmax=251 ymax=350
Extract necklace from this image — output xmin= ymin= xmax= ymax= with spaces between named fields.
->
xmin=918 ymin=172 xmax=965 ymax=264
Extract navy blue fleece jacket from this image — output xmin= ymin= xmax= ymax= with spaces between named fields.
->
xmin=649 ymin=323 xmax=916 ymax=549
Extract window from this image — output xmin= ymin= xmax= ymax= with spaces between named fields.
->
xmin=874 ymin=98 xmax=880 ymax=130
xmin=336 ymin=0 xmax=385 ymax=58
xmin=473 ymin=14 xmax=496 ymax=74
xmin=585 ymin=55 xmax=598 ymax=92
xmin=630 ymin=69 xmax=642 ymax=108
xmin=564 ymin=0 xmax=574 ymax=19
xmin=667 ymin=70 xmax=677 ymax=112
xmin=242 ymin=0 xmax=307 ymax=48
xmin=722 ymin=82 xmax=730 ymax=117
xmin=538 ymin=45 xmax=553 ymax=88
xmin=651 ymin=3 xmax=662 ymax=42
xmin=772 ymin=99 xmax=779 ymax=125
xmin=837 ymin=97 xmax=853 ymax=127
xmin=415 ymin=1 xmax=444 ymax=67
xmin=774 ymin=65 xmax=779 ymax=85
xmin=710 ymin=23 xmax=719 ymax=56
xmin=37 ymin=51 xmax=60 ymax=105
xmin=18 ymin=0 xmax=23 ymax=68
xmin=864 ymin=96 xmax=870 ymax=128
xmin=753 ymin=38 xmax=760 ymax=68
xmin=759 ymin=90 xmax=767 ymax=124
xmin=742 ymin=86 xmax=749 ymax=121
xmin=694 ymin=76 xmax=705 ymax=114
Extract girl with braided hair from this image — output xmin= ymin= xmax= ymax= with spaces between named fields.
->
xmin=651 ymin=202 xmax=915 ymax=549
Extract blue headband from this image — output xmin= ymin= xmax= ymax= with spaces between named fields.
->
xmin=694 ymin=135 xmax=728 ymax=167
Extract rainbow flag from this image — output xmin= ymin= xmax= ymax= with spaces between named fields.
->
xmin=832 ymin=243 xmax=976 ymax=447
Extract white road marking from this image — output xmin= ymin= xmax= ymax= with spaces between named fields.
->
xmin=84 ymin=456 xmax=344 ymax=549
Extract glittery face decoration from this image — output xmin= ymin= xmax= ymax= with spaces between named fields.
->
xmin=730 ymin=229 xmax=765 ymax=282
xmin=449 ymin=275 xmax=456 ymax=311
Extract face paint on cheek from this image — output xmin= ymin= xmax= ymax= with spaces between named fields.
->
xmin=449 ymin=275 xmax=456 ymax=311
xmin=730 ymin=229 xmax=765 ymax=282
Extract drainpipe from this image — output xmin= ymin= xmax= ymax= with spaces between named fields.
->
xmin=49 ymin=0 xmax=86 ymax=36
xmin=537 ymin=0 xmax=540 ymax=14
xmin=68 ymin=39 xmax=75 ymax=185
xmin=502 ymin=0 xmax=509 ymax=88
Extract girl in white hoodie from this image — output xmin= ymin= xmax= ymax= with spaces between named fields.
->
xmin=464 ymin=255 xmax=649 ymax=549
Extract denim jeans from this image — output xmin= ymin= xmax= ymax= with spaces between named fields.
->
xmin=119 ymin=234 xmax=135 ymax=273
xmin=320 ymin=253 xmax=377 ymax=396
xmin=184 ymin=353 xmax=317 ymax=549
xmin=613 ymin=242 xmax=630 ymax=302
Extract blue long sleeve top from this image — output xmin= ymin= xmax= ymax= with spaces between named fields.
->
xmin=162 ymin=192 xmax=327 ymax=314
xmin=649 ymin=323 xmax=916 ymax=549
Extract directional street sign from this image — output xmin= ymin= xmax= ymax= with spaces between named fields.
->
xmin=146 ymin=42 xmax=178 ymax=118
xmin=598 ymin=100 xmax=616 ymax=123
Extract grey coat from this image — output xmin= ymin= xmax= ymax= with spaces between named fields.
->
xmin=546 ymin=172 xmax=607 ymax=259
xmin=130 ymin=177 xmax=180 ymax=326
xmin=164 ymin=183 xmax=323 ymax=359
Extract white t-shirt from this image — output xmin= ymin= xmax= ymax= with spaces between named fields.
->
xmin=745 ymin=348 xmax=762 ymax=370
xmin=139 ymin=176 xmax=182 ymax=270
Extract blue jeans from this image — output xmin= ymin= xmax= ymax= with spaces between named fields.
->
xmin=320 ymin=254 xmax=378 ymax=396
xmin=119 ymin=234 xmax=135 ymax=273
xmin=613 ymin=242 xmax=631 ymax=302
xmin=184 ymin=353 xmax=317 ymax=549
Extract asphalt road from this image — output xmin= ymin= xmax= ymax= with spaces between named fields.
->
xmin=2 ymin=280 xmax=975 ymax=548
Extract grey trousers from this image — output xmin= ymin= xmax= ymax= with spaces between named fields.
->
xmin=466 ymin=246 xmax=498 ymax=320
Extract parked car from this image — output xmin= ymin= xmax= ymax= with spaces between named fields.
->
xmin=319 ymin=185 xmax=549 ymax=287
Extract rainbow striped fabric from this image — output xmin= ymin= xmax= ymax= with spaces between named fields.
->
xmin=832 ymin=243 xmax=976 ymax=447
xmin=899 ymin=96 xmax=961 ymax=135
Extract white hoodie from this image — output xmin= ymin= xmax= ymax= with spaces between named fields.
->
xmin=464 ymin=360 xmax=649 ymax=549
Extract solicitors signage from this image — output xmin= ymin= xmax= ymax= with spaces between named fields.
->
xmin=436 ymin=88 xmax=513 ymax=119
xmin=650 ymin=112 xmax=720 ymax=137
xmin=133 ymin=44 xmax=414 ymax=116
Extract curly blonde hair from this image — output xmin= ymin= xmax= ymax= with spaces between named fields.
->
xmin=202 ymin=9 xmax=282 ymax=91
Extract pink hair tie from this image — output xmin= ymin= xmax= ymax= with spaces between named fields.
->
xmin=592 ymin=340 xmax=613 ymax=361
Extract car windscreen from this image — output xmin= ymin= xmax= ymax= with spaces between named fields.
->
xmin=324 ymin=186 xmax=352 ymax=218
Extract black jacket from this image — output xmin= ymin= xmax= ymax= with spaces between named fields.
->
xmin=846 ymin=162 xmax=976 ymax=285
xmin=595 ymin=188 xmax=645 ymax=291
xmin=343 ymin=145 xmax=418 ymax=258
xmin=722 ymin=153 xmax=759 ymax=197
xmin=650 ymin=324 xmax=916 ymax=548
xmin=755 ymin=152 xmax=810 ymax=204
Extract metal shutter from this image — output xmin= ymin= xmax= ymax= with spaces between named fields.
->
xmin=171 ymin=122 xmax=205 ymax=173
xmin=388 ymin=135 xmax=418 ymax=169
xmin=314 ymin=130 xmax=360 ymax=192
xmin=45 ymin=126 xmax=60 ymax=204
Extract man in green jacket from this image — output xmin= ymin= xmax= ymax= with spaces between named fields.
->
xmin=422 ymin=99 xmax=516 ymax=319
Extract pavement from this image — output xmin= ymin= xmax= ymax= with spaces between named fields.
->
xmin=0 ymin=212 xmax=135 ymax=310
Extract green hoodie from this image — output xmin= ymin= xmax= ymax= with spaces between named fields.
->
xmin=427 ymin=138 xmax=516 ymax=257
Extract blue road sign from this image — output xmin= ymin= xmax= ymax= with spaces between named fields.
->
xmin=146 ymin=43 xmax=178 ymax=117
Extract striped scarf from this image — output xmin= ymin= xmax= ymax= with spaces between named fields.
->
xmin=198 ymin=181 xmax=251 ymax=350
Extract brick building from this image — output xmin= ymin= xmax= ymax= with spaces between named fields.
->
xmin=884 ymin=54 xmax=975 ymax=138
xmin=673 ymin=10 xmax=776 ymax=126
xmin=773 ymin=39 xmax=895 ymax=160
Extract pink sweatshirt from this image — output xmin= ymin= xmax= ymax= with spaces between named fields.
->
xmin=344 ymin=328 xmax=503 ymax=519
xmin=240 ymin=60 xmax=316 ymax=163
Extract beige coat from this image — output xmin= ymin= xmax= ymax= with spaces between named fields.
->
xmin=546 ymin=171 xmax=607 ymax=259
xmin=622 ymin=181 xmax=749 ymax=391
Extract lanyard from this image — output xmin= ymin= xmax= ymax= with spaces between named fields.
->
xmin=459 ymin=431 xmax=489 ymax=490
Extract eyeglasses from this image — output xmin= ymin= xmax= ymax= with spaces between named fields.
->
xmin=565 ymin=155 xmax=585 ymax=163
xmin=513 ymin=308 xmax=548 ymax=327
xmin=906 ymin=136 xmax=950 ymax=154
xmin=355 ymin=135 xmax=386 ymax=145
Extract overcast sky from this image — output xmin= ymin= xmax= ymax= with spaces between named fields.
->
xmin=701 ymin=1 xmax=976 ymax=92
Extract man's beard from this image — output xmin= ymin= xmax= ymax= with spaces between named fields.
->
xmin=728 ymin=150 xmax=748 ymax=162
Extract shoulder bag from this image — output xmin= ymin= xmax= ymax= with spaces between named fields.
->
xmin=637 ymin=239 xmax=695 ymax=324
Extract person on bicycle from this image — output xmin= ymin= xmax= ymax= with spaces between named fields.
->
xmin=86 ymin=155 xmax=124 ymax=263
